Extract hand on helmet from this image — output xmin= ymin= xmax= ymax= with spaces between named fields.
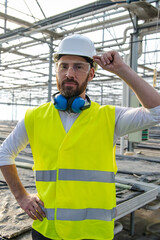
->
xmin=93 ymin=51 xmax=125 ymax=74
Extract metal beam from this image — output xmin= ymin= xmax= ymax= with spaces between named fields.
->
xmin=0 ymin=0 xmax=122 ymax=43
xmin=0 ymin=12 xmax=61 ymax=39
xmin=48 ymin=38 xmax=53 ymax=102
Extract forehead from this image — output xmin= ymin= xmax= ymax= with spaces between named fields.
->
xmin=59 ymin=55 xmax=87 ymax=63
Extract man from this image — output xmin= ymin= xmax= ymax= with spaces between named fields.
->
xmin=0 ymin=34 xmax=160 ymax=240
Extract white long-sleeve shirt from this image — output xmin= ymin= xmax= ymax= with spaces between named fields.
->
xmin=0 ymin=106 xmax=160 ymax=166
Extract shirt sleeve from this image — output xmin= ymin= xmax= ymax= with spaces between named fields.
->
xmin=0 ymin=118 xmax=29 ymax=166
xmin=114 ymin=105 xmax=160 ymax=146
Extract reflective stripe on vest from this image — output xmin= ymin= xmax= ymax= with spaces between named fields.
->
xmin=41 ymin=207 xmax=116 ymax=221
xmin=35 ymin=169 xmax=115 ymax=183
xmin=41 ymin=206 xmax=55 ymax=220
xmin=57 ymin=208 xmax=116 ymax=221
xmin=36 ymin=170 xmax=57 ymax=182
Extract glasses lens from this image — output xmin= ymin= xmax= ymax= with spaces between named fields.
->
xmin=73 ymin=63 xmax=90 ymax=73
xmin=56 ymin=61 xmax=90 ymax=74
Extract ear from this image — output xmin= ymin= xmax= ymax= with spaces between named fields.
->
xmin=88 ymin=68 xmax=95 ymax=82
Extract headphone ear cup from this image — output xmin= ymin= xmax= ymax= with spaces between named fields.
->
xmin=71 ymin=97 xmax=85 ymax=113
xmin=54 ymin=94 xmax=67 ymax=110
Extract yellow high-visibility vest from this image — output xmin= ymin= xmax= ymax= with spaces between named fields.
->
xmin=25 ymin=101 xmax=117 ymax=240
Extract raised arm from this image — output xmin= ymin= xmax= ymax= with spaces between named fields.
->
xmin=93 ymin=51 xmax=160 ymax=109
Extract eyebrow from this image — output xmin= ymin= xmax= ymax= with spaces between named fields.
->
xmin=59 ymin=61 xmax=88 ymax=64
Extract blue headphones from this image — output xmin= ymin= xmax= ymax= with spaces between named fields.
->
xmin=52 ymin=92 xmax=91 ymax=113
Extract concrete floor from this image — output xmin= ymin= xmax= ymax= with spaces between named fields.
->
xmin=114 ymin=208 xmax=160 ymax=240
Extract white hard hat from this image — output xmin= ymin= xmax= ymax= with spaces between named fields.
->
xmin=54 ymin=34 xmax=98 ymax=71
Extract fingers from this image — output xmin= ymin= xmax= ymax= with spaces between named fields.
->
xmin=19 ymin=193 xmax=46 ymax=221
xmin=31 ymin=195 xmax=46 ymax=220
xmin=35 ymin=202 xmax=46 ymax=218
xmin=93 ymin=52 xmax=114 ymax=66
xmin=93 ymin=56 xmax=102 ymax=66
xmin=26 ymin=202 xmax=45 ymax=221
xmin=35 ymin=195 xmax=44 ymax=207
xmin=34 ymin=195 xmax=46 ymax=217
xmin=26 ymin=208 xmax=37 ymax=220
xmin=102 ymin=52 xmax=114 ymax=65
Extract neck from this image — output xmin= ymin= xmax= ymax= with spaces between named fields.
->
xmin=79 ymin=91 xmax=86 ymax=99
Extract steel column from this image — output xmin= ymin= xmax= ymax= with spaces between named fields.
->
xmin=128 ymin=15 xmax=139 ymax=152
xmin=48 ymin=37 xmax=53 ymax=102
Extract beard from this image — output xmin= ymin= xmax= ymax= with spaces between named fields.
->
xmin=56 ymin=75 xmax=89 ymax=98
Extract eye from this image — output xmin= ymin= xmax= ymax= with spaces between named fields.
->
xmin=74 ymin=64 xmax=84 ymax=71
xmin=60 ymin=63 xmax=68 ymax=70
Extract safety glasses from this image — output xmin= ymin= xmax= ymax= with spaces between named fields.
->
xmin=55 ymin=61 xmax=90 ymax=74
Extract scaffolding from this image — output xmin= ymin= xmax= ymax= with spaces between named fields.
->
xmin=0 ymin=0 xmax=159 ymax=112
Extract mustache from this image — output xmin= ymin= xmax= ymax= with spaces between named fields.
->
xmin=62 ymin=78 xmax=78 ymax=85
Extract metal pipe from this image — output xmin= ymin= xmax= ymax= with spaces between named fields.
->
xmin=96 ymin=26 xmax=133 ymax=50
xmin=130 ymin=212 xmax=135 ymax=236
xmin=114 ymin=222 xmax=123 ymax=235
xmin=25 ymin=3 xmax=129 ymax=33
xmin=138 ymin=20 xmax=160 ymax=30
xmin=4 ymin=0 xmax=8 ymax=33
xmin=23 ymin=15 xmax=131 ymax=40
xmin=144 ymin=201 xmax=160 ymax=210
xmin=61 ymin=15 xmax=130 ymax=36
xmin=128 ymin=15 xmax=139 ymax=152
xmin=48 ymin=37 xmax=53 ymax=102
xmin=58 ymin=9 xmax=126 ymax=29
xmin=0 ymin=4 xmax=130 ymax=44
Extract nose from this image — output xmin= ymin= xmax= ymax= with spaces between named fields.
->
xmin=66 ymin=66 xmax=75 ymax=78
